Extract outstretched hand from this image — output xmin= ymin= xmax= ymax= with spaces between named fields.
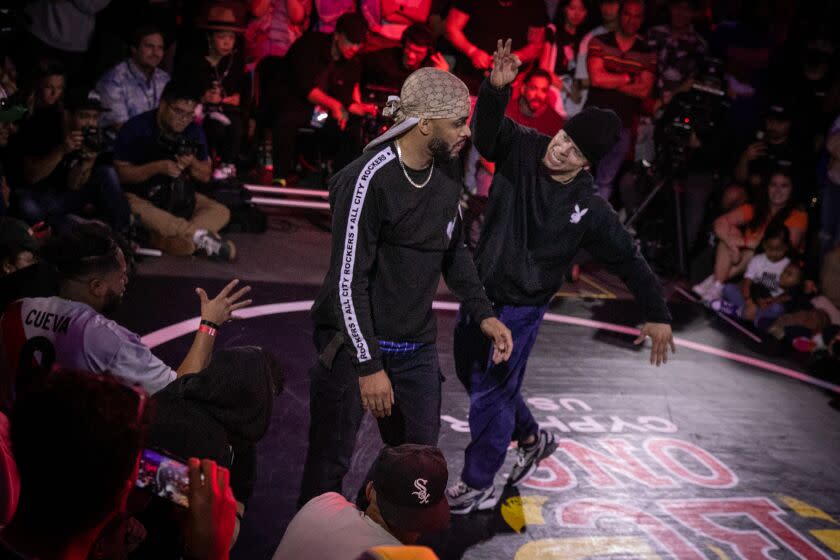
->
xmin=634 ymin=322 xmax=676 ymax=366
xmin=489 ymin=38 xmax=522 ymax=89
xmin=196 ymin=279 xmax=253 ymax=326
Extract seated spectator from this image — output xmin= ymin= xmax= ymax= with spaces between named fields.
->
xmin=270 ymin=12 xmax=376 ymax=186
xmin=540 ymin=0 xmax=589 ymax=118
xmin=362 ymin=23 xmax=449 ymax=92
xmin=693 ymin=168 xmax=807 ymax=302
xmin=246 ymin=0 xmax=313 ymax=61
xmin=730 ymin=103 xmax=798 ymax=204
xmin=0 ymin=218 xmax=38 ymax=277
xmin=96 ymin=25 xmax=171 ymax=132
xmin=0 ymin=92 xmax=26 ymax=216
xmin=11 ymin=89 xmax=131 ymax=233
xmin=361 ymin=0 xmax=432 ymax=52
xmin=505 ymin=68 xmax=565 ymax=136
xmin=0 ymin=369 xmax=237 ymax=560
xmin=711 ymin=225 xmax=799 ymax=330
xmin=113 ymin=79 xmax=236 ymax=260
xmin=275 ymin=444 xmax=450 ymax=559
xmin=818 ymin=116 xmax=840 ymax=255
xmin=586 ymin=0 xmax=656 ymax=202
xmin=178 ymin=3 xmax=248 ymax=181
xmin=444 ymin=0 xmax=547 ymax=94
xmin=23 ymin=58 xmax=65 ymax=114
xmin=573 ymin=0 xmax=620 ymax=113
xmin=0 ymin=223 xmax=252 ymax=401
xmin=646 ymin=0 xmax=708 ymax=109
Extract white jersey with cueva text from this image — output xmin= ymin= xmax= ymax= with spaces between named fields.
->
xmin=0 ymin=297 xmax=176 ymax=394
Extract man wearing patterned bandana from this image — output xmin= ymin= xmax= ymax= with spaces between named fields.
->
xmin=300 ymin=67 xmax=514 ymax=508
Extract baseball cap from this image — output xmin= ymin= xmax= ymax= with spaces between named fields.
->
xmin=372 ymin=444 xmax=450 ymax=533
xmin=64 ymin=89 xmax=109 ymax=113
xmin=335 ymin=12 xmax=368 ymax=44
xmin=767 ymin=103 xmax=790 ymax=121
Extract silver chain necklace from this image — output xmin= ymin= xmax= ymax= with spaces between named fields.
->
xmin=394 ymin=140 xmax=434 ymax=189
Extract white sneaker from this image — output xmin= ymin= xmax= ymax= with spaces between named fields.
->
xmin=692 ymin=275 xmax=715 ymax=299
xmin=192 ymin=229 xmax=236 ymax=261
xmin=212 ymin=164 xmax=236 ymax=181
xmin=702 ymin=281 xmax=723 ymax=303
xmin=446 ymin=480 xmax=498 ymax=515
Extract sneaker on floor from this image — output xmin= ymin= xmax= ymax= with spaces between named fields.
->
xmin=691 ymin=275 xmax=715 ymax=299
xmin=507 ymin=429 xmax=558 ymax=487
xmin=272 ymin=177 xmax=287 ymax=188
xmin=702 ymin=281 xmax=724 ymax=304
xmin=212 ymin=164 xmax=237 ymax=181
xmin=193 ymin=230 xmax=236 ymax=261
xmin=709 ymin=298 xmax=739 ymax=317
xmin=446 ymin=480 xmax=497 ymax=515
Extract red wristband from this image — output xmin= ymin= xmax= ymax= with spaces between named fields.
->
xmin=198 ymin=324 xmax=217 ymax=337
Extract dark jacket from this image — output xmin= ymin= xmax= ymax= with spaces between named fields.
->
xmin=472 ymin=79 xmax=671 ymax=324
xmin=311 ymin=144 xmax=494 ymax=377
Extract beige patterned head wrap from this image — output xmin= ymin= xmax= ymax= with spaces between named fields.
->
xmin=364 ymin=67 xmax=471 ymax=151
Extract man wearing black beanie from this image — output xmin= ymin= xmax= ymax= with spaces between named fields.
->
xmin=446 ymin=39 xmax=675 ymax=514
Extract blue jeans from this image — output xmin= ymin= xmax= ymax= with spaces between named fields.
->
xmin=298 ymin=328 xmax=443 ymax=507
xmin=721 ymin=283 xmax=785 ymax=331
xmin=595 ymin=126 xmax=631 ymax=202
xmin=454 ymin=304 xmax=547 ymax=490
xmin=14 ymin=164 xmax=130 ymax=232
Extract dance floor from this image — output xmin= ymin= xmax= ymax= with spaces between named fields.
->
xmin=116 ymin=216 xmax=840 ymax=560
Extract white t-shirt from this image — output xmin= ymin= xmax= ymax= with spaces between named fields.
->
xmin=0 ymin=297 xmax=176 ymax=394
xmin=273 ymin=493 xmax=401 ymax=560
xmin=744 ymin=255 xmax=790 ymax=297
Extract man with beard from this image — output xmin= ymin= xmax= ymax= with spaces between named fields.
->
xmin=0 ymin=223 xmax=252 ymax=398
xmin=299 ymin=67 xmax=514 ymax=507
xmin=504 ymin=68 xmax=564 ymax=136
xmin=446 ymin=40 xmax=674 ymax=513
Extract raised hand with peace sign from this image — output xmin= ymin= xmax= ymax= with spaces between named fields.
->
xmin=489 ymin=38 xmax=522 ymax=89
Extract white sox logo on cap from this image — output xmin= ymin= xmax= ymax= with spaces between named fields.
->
xmin=412 ymin=478 xmax=430 ymax=504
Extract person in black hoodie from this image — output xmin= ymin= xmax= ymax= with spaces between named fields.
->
xmin=299 ymin=67 xmax=513 ymax=508
xmin=446 ymin=39 xmax=675 ymax=514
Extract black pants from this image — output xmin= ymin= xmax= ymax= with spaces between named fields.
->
xmin=203 ymin=109 xmax=244 ymax=166
xmin=298 ymin=329 xmax=443 ymax=508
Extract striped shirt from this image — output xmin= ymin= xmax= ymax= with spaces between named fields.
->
xmin=586 ymin=32 xmax=657 ymax=128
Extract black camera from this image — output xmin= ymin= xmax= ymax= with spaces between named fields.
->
xmin=158 ymin=133 xmax=201 ymax=158
xmin=82 ymin=126 xmax=104 ymax=153
xmin=656 ymin=57 xmax=729 ymax=174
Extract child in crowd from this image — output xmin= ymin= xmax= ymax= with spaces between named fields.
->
xmin=712 ymin=224 xmax=801 ymax=330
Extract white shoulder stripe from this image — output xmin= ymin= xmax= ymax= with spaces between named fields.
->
xmin=338 ymin=146 xmax=396 ymax=363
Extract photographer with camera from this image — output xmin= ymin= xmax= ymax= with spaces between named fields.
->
xmin=114 ymin=79 xmax=235 ymax=261
xmin=10 ymin=89 xmax=131 ymax=234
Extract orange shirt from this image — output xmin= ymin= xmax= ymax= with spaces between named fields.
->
xmin=738 ymin=204 xmax=808 ymax=248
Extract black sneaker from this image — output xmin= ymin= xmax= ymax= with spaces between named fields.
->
xmin=193 ymin=230 xmax=236 ymax=262
xmin=507 ymin=429 xmax=557 ymax=487
xmin=446 ymin=480 xmax=498 ymax=515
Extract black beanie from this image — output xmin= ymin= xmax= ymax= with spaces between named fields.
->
xmin=563 ymin=107 xmax=621 ymax=166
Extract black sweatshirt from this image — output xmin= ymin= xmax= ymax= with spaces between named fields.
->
xmin=472 ymin=80 xmax=672 ymax=324
xmin=311 ymin=143 xmax=495 ymax=376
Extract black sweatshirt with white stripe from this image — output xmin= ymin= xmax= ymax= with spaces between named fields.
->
xmin=472 ymin=79 xmax=671 ymax=324
xmin=311 ymin=143 xmax=495 ymax=377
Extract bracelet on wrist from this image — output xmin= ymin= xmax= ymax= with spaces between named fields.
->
xmin=198 ymin=324 xmax=217 ymax=337
xmin=200 ymin=319 xmax=220 ymax=330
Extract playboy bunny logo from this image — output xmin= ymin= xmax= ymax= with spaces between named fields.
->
xmin=412 ymin=478 xmax=430 ymax=504
xmin=570 ymin=204 xmax=588 ymax=224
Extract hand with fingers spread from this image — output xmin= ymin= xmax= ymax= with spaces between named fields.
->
xmin=359 ymin=369 xmax=394 ymax=419
xmin=183 ymin=459 xmax=237 ymax=560
xmin=480 ymin=317 xmax=514 ymax=363
xmin=634 ymin=322 xmax=676 ymax=366
xmin=196 ymin=279 xmax=253 ymax=326
xmin=489 ymin=38 xmax=522 ymax=89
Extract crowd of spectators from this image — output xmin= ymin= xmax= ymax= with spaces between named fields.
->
xmin=0 ymin=0 xmax=840 ymax=558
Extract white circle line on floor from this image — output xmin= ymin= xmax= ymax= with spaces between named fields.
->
xmin=140 ymin=300 xmax=840 ymax=395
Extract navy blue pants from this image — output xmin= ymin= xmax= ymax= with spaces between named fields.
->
xmin=298 ymin=328 xmax=442 ymax=507
xmin=454 ymin=303 xmax=547 ymax=490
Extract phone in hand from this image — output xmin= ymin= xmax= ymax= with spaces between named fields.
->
xmin=135 ymin=448 xmax=190 ymax=508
